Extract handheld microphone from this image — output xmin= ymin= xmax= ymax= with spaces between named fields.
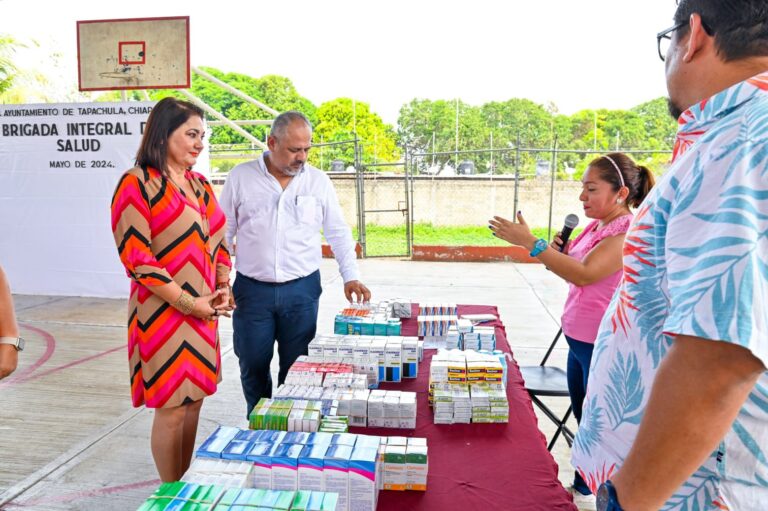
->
xmin=557 ymin=214 xmax=580 ymax=252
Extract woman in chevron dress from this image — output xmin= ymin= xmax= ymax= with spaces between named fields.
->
xmin=111 ymin=97 xmax=233 ymax=482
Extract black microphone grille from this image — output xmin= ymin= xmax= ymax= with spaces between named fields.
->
xmin=564 ymin=214 xmax=579 ymax=229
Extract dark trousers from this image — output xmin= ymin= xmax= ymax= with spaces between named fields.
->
xmin=566 ymin=333 xmax=595 ymax=495
xmin=232 ymin=270 xmax=322 ymax=418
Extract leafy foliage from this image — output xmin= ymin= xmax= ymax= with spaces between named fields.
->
xmin=0 ymin=34 xmax=20 ymax=95
xmin=399 ymin=96 xmax=677 ymax=176
xmin=312 ymin=98 xmax=400 ymax=170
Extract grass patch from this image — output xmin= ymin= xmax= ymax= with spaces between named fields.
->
xmin=334 ymin=224 xmax=583 ymax=257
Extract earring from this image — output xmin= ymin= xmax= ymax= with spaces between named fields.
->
xmin=616 ymin=198 xmax=624 ymax=204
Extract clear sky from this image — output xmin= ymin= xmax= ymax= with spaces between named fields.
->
xmin=1 ymin=0 xmax=677 ymax=124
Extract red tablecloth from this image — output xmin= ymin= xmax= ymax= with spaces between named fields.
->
xmin=350 ymin=304 xmax=576 ymax=511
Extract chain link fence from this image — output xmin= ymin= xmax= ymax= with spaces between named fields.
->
xmin=210 ymin=140 xmax=672 ymax=258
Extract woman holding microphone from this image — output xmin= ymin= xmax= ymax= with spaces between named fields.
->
xmin=489 ymin=152 xmax=654 ymax=496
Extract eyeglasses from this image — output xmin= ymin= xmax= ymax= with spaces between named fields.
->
xmin=656 ymin=22 xmax=686 ymax=61
xmin=656 ymin=18 xmax=714 ymax=62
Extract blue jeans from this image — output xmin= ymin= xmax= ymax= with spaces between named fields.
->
xmin=232 ymin=270 xmax=322 ymax=418
xmin=566 ymin=334 xmax=595 ymax=495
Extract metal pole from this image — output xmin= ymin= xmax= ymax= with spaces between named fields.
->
xmin=355 ymin=137 xmax=367 ymax=258
xmin=353 ymin=99 xmax=357 ymax=137
xmin=410 ymin=149 xmax=416 ymax=257
xmin=193 ymin=66 xmax=279 ymax=116
xmin=490 ymin=131 xmax=494 ymax=175
xmin=513 ymin=131 xmax=521 ymax=216
xmin=455 ymin=98 xmax=459 ymax=171
xmin=593 ymin=111 xmax=597 ymax=151
xmin=177 ymin=89 xmax=269 ymax=150
xmin=547 ymin=136 xmax=559 ymax=241
xmin=404 ymin=147 xmax=412 ymax=257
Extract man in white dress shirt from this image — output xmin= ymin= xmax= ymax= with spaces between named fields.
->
xmin=220 ymin=111 xmax=371 ymax=416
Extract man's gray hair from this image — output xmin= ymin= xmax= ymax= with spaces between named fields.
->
xmin=270 ymin=111 xmax=313 ymax=140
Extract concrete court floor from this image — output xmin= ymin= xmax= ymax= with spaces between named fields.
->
xmin=0 ymin=258 xmax=587 ymax=510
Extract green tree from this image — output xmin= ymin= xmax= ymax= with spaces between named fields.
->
xmin=630 ymin=97 xmax=677 ymax=149
xmin=144 ymin=69 xmax=318 ymax=147
xmin=398 ymin=98 xmax=490 ymax=171
xmin=0 ymin=34 xmax=20 ymax=95
xmin=0 ymin=35 xmax=56 ymax=103
xmin=601 ymin=110 xmax=646 ymax=150
xmin=480 ymin=98 xmax=557 ymax=174
xmin=480 ymin=98 xmax=554 ymax=148
xmin=311 ymin=98 xmax=399 ymax=170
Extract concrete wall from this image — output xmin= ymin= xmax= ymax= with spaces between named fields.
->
xmin=212 ymin=174 xmax=586 ymax=229
xmin=330 ymin=174 xmax=585 ymax=229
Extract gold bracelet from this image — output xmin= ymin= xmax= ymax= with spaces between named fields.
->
xmin=173 ymin=290 xmax=195 ymax=316
xmin=216 ymin=281 xmax=230 ymax=289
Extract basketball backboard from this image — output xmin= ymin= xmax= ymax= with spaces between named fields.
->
xmin=77 ymin=16 xmax=190 ymax=91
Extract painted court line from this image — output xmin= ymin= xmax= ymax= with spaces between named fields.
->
xmin=0 ymin=324 xmax=124 ymax=389
xmin=3 ymin=478 xmax=161 ymax=507
xmin=0 ymin=324 xmax=56 ymax=389
xmin=0 ymin=406 xmax=146 ymax=507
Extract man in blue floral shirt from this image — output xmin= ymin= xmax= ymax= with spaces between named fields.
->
xmin=573 ymin=1 xmax=768 ymax=509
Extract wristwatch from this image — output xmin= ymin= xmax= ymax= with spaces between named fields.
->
xmin=0 ymin=336 xmax=25 ymax=351
xmin=596 ymin=480 xmax=624 ymax=511
xmin=529 ymin=238 xmax=548 ymax=257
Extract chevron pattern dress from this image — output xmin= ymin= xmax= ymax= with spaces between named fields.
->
xmin=111 ymin=166 xmax=231 ymax=408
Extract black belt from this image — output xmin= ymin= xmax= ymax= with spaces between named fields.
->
xmin=237 ymin=270 xmax=318 ymax=287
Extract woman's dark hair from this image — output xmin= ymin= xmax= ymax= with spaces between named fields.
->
xmin=135 ymin=97 xmax=204 ymax=177
xmin=588 ymin=152 xmax=655 ymax=208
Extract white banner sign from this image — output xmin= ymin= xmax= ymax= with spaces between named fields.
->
xmin=0 ymin=101 xmax=209 ymax=298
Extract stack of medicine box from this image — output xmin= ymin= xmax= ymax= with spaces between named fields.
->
xmin=428 ymin=350 xmax=508 ymax=424
xmin=470 ymin=383 xmax=510 ymax=423
xmin=466 ymin=350 xmax=505 ymax=386
xmin=196 ymin=426 xmax=428 ymax=511
xmin=271 ymin=386 xmax=417 ymax=429
xmin=417 ymin=302 xmax=458 ymax=341
xmin=137 ymin=481 xmax=340 ymax=511
xmin=433 ymin=385 xmax=471 ymax=424
xmin=334 ymin=388 xmax=417 ymax=429
xmin=308 ymin=336 xmax=379 ymax=388
xmin=272 ymin=386 xmax=339 ymax=417
xmin=249 ymin=399 xmax=323 ymax=433
xmin=418 ymin=303 xmax=458 ymax=316
xmin=181 ymin=457 xmax=253 ymax=488
xmin=429 ymin=350 xmax=469 ymax=424
xmin=417 ymin=314 xmax=459 ymax=337
xmin=284 ymin=360 xmax=359 ymax=387
xmin=318 ymin=415 xmax=349 ymax=433
xmin=391 ymin=298 xmax=412 ymax=318
xmin=381 ymin=436 xmax=428 ymax=491
xmin=366 ymin=390 xmax=418 ymax=429
xmin=308 ymin=335 xmax=421 ymax=384
xmin=333 ymin=301 xmax=402 ymax=337
xmin=445 ymin=321 xmax=497 ymax=352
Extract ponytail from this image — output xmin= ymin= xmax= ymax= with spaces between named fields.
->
xmin=629 ymin=165 xmax=655 ymax=208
